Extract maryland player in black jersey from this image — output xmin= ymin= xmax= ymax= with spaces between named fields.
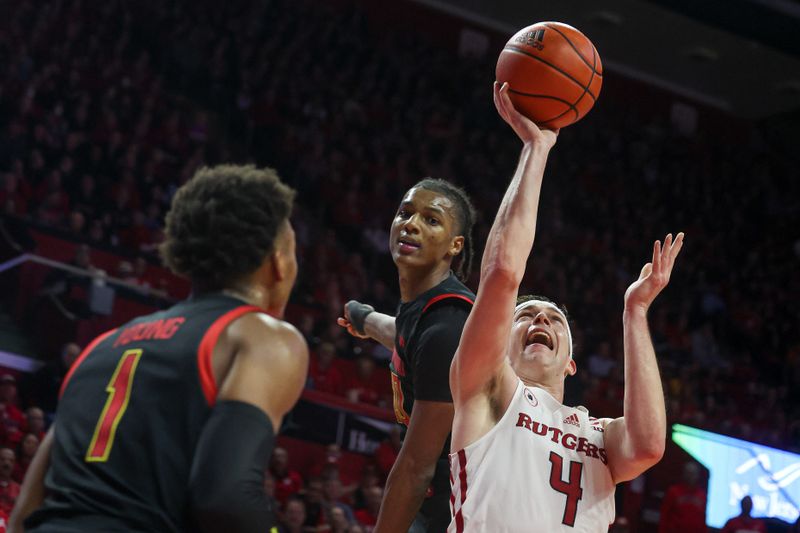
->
xmin=338 ymin=179 xmax=476 ymax=532
xmin=9 ymin=165 xmax=309 ymax=533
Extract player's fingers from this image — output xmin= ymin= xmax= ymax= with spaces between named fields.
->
xmin=640 ymin=262 xmax=653 ymax=279
xmin=666 ymin=232 xmax=685 ymax=270
xmin=336 ymin=317 xmax=349 ymax=327
xmin=652 ymin=239 xmax=661 ymax=273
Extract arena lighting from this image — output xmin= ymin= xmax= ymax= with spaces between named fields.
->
xmin=672 ymin=424 xmax=800 ymax=527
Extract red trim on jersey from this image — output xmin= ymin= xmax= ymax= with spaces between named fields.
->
xmin=197 ymin=305 xmax=263 ymax=406
xmin=421 ymin=293 xmax=474 ymax=314
xmin=449 ymin=469 xmax=455 ymax=516
xmin=455 ymin=449 xmax=468 ymax=533
xmin=59 ymin=329 xmax=118 ymax=399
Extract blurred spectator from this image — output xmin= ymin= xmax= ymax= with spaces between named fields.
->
xmin=308 ymin=343 xmax=345 ymax=397
xmin=270 ymin=447 xmax=303 ymax=506
xmin=350 ymin=464 xmax=380 ymax=511
xmin=0 ymin=376 xmax=24 ymax=444
xmin=587 ymin=341 xmax=617 ymax=378
xmin=322 ymin=476 xmax=355 ymax=525
xmin=344 ymin=356 xmax=383 ymax=406
xmin=264 ymin=470 xmax=279 ymax=518
xmin=278 ymin=497 xmax=309 ymax=533
xmin=353 ymin=486 xmax=382 ymax=530
xmin=0 ymin=449 xmax=19 ymax=515
xmin=329 ymin=505 xmax=352 ymax=533
xmin=23 ymin=342 xmax=81 ymax=413
xmin=658 ymin=462 xmax=707 ymax=533
xmin=12 ymin=432 xmax=39 ymax=483
xmin=720 ymin=496 xmax=766 ymax=533
xmin=24 ymin=407 xmax=46 ymax=440
xmin=303 ymin=477 xmax=327 ymax=528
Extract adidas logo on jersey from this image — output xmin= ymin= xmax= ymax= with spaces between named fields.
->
xmin=563 ymin=413 xmax=580 ymax=427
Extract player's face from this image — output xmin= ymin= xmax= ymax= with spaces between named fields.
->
xmin=389 ymin=187 xmax=463 ymax=272
xmin=508 ymin=303 xmax=574 ymax=381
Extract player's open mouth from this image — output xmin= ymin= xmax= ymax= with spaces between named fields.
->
xmin=525 ymin=329 xmax=553 ymax=350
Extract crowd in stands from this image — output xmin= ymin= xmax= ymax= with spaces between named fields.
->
xmin=0 ymin=0 xmax=798 ymax=529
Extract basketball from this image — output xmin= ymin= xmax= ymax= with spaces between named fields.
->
xmin=496 ymin=22 xmax=602 ymax=129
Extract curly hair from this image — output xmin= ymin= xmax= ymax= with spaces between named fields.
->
xmin=160 ymin=164 xmax=295 ymax=290
xmin=413 ymin=178 xmax=477 ymax=282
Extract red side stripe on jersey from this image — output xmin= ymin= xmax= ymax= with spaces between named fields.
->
xmin=59 ymin=329 xmax=118 ymax=399
xmin=197 ymin=305 xmax=263 ymax=406
xmin=450 ymin=469 xmax=456 ymax=515
xmin=421 ymin=293 xmax=474 ymax=314
xmin=455 ymin=449 xmax=468 ymax=533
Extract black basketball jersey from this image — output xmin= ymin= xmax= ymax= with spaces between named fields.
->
xmin=389 ymin=272 xmax=474 ymax=532
xmin=26 ymin=293 xmax=265 ymax=533
xmin=390 ymin=272 xmax=474 ymax=426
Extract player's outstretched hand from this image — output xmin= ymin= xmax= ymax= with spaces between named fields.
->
xmin=493 ymin=81 xmax=558 ymax=149
xmin=624 ymin=233 xmax=685 ymax=313
xmin=336 ymin=300 xmax=373 ymax=339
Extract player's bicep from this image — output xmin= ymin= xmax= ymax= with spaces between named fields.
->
xmin=603 ymin=416 xmax=649 ymax=483
xmin=217 ymin=313 xmax=309 ymax=431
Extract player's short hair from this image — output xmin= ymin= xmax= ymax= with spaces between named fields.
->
xmin=413 ymin=178 xmax=477 ymax=282
xmin=160 ymin=164 xmax=295 ymax=291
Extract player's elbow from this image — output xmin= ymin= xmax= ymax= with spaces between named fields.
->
xmin=635 ymin=438 xmax=665 ymax=464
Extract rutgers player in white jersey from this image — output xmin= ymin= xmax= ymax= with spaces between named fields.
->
xmin=447 ymin=82 xmax=685 ymax=532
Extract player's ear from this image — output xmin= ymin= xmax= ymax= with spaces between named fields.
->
xmin=449 ymin=235 xmax=464 ymax=257
xmin=565 ymin=358 xmax=576 ymax=377
xmin=269 ymin=222 xmax=295 ymax=283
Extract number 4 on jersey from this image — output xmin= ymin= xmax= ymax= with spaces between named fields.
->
xmin=86 ymin=349 xmax=143 ymax=462
xmin=549 ymin=451 xmax=584 ymax=527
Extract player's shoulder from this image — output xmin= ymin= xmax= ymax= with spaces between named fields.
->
xmin=229 ymin=312 xmax=308 ymax=355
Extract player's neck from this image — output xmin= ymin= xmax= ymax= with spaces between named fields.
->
xmin=397 ymin=264 xmax=451 ymax=303
xmin=221 ymin=284 xmax=270 ymax=311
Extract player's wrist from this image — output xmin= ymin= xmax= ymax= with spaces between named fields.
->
xmin=622 ymin=304 xmax=649 ymax=321
xmin=346 ymin=301 xmax=375 ymax=336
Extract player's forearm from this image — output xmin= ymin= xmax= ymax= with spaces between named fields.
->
xmin=9 ymin=427 xmax=54 ymax=533
xmin=364 ymin=312 xmax=396 ymax=350
xmin=480 ymin=143 xmax=551 ymax=283
xmin=374 ymin=454 xmax=435 ymax=533
xmin=621 ymin=307 xmax=666 ymax=461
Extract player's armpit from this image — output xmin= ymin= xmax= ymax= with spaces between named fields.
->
xmin=216 ymin=312 xmax=309 ymax=432
xmin=603 ymin=416 xmax=665 ymax=484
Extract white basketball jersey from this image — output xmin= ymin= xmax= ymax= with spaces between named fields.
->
xmin=448 ymin=380 xmax=615 ymax=532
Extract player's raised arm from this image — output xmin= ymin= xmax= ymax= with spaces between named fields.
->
xmin=450 ymin=82 xmax=558 ymax=403
xmin=605 ymin=232 xmax=684 ymax=483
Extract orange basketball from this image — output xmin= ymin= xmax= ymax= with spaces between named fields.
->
xmin=496 ymin=22 xmax=602 ymax=129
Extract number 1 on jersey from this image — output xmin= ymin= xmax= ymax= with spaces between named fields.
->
xmin=86 ymin=349 xmax=143 ymax=462
xmin=549 ymin=451 xmax=584 ymax=527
